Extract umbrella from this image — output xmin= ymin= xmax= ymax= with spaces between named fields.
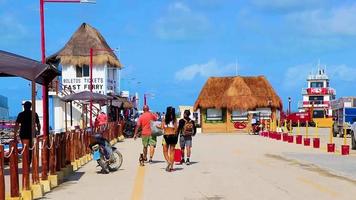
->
xmin=62 ymin=91 xmax=113 ymax=103
xmin=62 ymin=91 xmax=112 ymax=130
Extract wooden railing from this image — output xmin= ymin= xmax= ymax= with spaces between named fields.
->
xmin=0 ymin=122 xmax=122 ymax=199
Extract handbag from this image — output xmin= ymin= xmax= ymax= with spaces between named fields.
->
xmin=151 ymin=121 xmax=163 ymax=137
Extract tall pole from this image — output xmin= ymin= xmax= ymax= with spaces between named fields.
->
xmin=90 ymin=48 xmax=93 ymax=128
xmin=40 ymin=0 xmax=49 ymax=138
xmin=288 ymin=97 xmax=291 ymax=115
xmin=40 ymin=0 xmax=49 ymax=181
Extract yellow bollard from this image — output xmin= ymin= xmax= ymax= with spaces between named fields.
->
xmin=289 ymin=120 xmax=292 ymax=134
xmin=284 ymin=120 xmax=287 ymax=132
xmin=306 ymin=121 xmax=309 ymax=138
xmin=315 ymin=122 xmax=319 ymax=138
xmin=297 ymin=120 xmax=300 ymax=135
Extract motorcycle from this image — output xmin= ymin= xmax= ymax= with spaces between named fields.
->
xmin=123 ymin=117 xmax=136 ymax=138
xmin=90 ymin=134 xmax=123 ymax=174
xmin=251 ymin=121 xmax=262 ymax=135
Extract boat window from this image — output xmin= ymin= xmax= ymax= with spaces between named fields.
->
xmin=313 ymin=110 xmax=325 ymax=118
xmin=310 ymin=82 xmax=323 ymax=88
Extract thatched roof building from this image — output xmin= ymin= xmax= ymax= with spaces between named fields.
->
xmin=47 ymin=23 xmax=121 ymax=68
xmin=194 ymin=76 xmax=282 ymax=110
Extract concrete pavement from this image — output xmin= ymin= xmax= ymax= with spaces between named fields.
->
xmin=44 ymin=131 xmax=356 ymax=200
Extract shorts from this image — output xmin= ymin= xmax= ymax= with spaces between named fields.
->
xmin=142 ymin=135 xmax=157 ymax=148
xmin=163 ymin=134 xmax=178 ymax=145
xmin=179 ymin=135 xmax=192 ymax=148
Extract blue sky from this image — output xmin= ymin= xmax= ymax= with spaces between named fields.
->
xmin=1 ymin=0 xmax=356 ymax=116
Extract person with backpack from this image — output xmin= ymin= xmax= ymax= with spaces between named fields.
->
xmin=178 ymin=110 xmax=196 ymax=165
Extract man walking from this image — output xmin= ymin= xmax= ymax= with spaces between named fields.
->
xmin=178 ymin=110 xmax=196 ymax=165
xmin=14 ymin=101 xmax=41 ymax=163
xmin=134 ymin=105 xmax=157 ymax=163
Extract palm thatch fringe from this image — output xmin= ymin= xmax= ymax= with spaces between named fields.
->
xmin=47 ymin=23 xmax=121 ymax=68
xmin=194 ymin=76 xmax=282 ymax=111
xmin=59 ymin=55 xmax=121 ymax=67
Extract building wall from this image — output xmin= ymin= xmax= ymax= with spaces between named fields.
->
xmin=201 ymin=108 xmax=275 ymax=133
xmin=61 ymin=64 xmax=108 ymax=94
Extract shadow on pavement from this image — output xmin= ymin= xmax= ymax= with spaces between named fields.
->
xmin=63 ymin=171 xmax=85 ymax=182
xmin=149 ymin=160 xmax=166 ymax=164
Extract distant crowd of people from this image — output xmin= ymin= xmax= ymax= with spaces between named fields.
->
xmin=134 ymin=105 xmax=197 ymax=172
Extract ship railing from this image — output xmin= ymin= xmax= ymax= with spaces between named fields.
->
xmin=298 ymin=100 xmax=330 ymax=108
xmin=301 ymin=87 xmax=336 ymax=95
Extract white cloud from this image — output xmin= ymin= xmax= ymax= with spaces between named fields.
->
xmin=287 ymin=4 xmax=356 ymax=36
xmin=328 ymin=65 xmax=356 ymax=82
xmin=155 ymin=2 xmax=210 ymax=40
xmin=283 ymin=63 xmax=356 ymax=90
xmin=175 ymin=59 xmax=240 ymax=81
xmin=169 ymin=2 xmax=191 ymax=12
xmin=283 ymin=64 xmax=311 ymax=89
xmin=251 ymin=0 xmax=323 ymax=11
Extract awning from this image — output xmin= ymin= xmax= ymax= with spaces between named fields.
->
xmin=0 ymin=50 xmax=60 ymax=85
xmin=110 ymin=96 xmax=133 ymax=109
xmin=62 ymin=90 xmax=113 ymax=104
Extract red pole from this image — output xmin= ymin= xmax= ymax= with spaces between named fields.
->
xmin=90 ymin=48 xmax=93 ymax=128
xmin=40 ymin=0 xmax=49 ymax=141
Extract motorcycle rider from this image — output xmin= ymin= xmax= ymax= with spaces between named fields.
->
xmin=90 ymin=132 xmax=112 ymax=159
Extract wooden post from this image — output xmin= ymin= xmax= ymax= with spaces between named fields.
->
xmin=41 ymin=136 xmax=48 ymax=180
xmin=55 ymin=134 xmax=61 ymax=172
xmin=9 ymin=140 xmax=19 ymax=198
xmin=0 ymin=145 xmax=5 ymax=200
xmin=22 ymin=140 xmax=30 ymax=191
xmin=32 ymin=137 xmax=40 ymax=184
xmin=61 ymin=133 xmax=66 ymax=168
xmin=49 ymin=136 xmax=56 ymax=175
xmin=70 ymin=131 xmax=75 ymax=163
xmin=66 ymin=132 xmax=71 ymax=165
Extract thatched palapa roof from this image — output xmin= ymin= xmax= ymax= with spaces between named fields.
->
xmin=47 ymin=23 xmax=121 ymax=68
xmin=194 ymin=76 xmax=282 ymax=111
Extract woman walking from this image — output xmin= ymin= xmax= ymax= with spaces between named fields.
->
xmin=161 ymin=106 xmax=178 ymax=172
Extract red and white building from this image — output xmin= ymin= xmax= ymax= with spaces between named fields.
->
xmin=298 ymin=68 xmax=336 ymax=118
